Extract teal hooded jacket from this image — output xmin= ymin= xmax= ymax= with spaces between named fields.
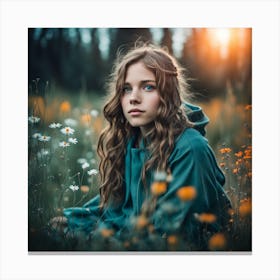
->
xmin=63 ymin=103 xmax=231 ymax=247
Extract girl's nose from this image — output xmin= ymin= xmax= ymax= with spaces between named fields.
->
xmin=129 ymin=88 xmax=141 ymax=104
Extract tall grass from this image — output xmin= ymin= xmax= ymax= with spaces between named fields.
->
xmin=28 ymin=81 xmax=251 ymax=251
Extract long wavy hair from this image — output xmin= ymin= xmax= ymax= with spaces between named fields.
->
xmin=97 ymin=43 xmax=193 ymax=208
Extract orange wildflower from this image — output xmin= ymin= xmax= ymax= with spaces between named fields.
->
xmin=100 ymin=228 xmax=114 ymax=238
xmin=235 ymin=151 xmax=243 ymax=157
xmin=219 ymin=162 xmax=225 ymax=168
xmin=245 ymin=104 xmax=252 ymax=110
xmin=136 ymin=215 xmax=149 ymax=229
xmin=29 ymin=96 xmax=45 ymax=119
xmin=93 ymin=116 xmax=104 ymax=134
xmin=177 ymin=186 xmax=197 ymax=201
xmin=233 ymin=168 xmax=238 ymax=174
xmin=81 ymin=113 xmax=91 ymax=125
xmin=195 ymin=213 xmax=217 ymax=223
xmin=80 ymin=185 xmax=90 ymax=193
xmin=148 ymin=224 xmax=155 ymax=233
xmin=243 ymin=148 xmax=252 ymax=159
xmin=208 ymin=233 xmax=226 ymax=250
xmin=60 ymin=101 xmax=71 ymax=113
xmin=239 ymin=199 xmax=252 ymax=217
xmin=219 ymin=148 xmax=232 ymax=154
xmin=228 ymin=208 xmax=235 ymax=216
xmin=151 ymin=181 xmax=167 ymax=196
xmin=167 ymin=235 xmax=178 ymax=246
xmin=235 ymin=159 xmax=242 ymax=165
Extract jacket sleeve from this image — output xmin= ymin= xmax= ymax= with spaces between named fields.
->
xmin=63 ymin=195 xmax=102 ymax=232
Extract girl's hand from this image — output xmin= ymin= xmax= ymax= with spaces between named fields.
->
xmin=49 ymin=216 xmax=68 ymax=233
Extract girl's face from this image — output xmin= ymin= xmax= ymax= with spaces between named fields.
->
xmin=121 ymin=61 xmax=160 ymax=136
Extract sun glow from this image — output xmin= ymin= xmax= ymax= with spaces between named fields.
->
xmin=209 ymin=28 xmax=232 ymax=58
xmin=213 ymin=29 xmax=231 ymax=46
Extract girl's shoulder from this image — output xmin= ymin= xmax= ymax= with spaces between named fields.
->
xmin=176 ymin=127 xmax=208 ymax=148
xmin=169 ymin=127 xmax=210 ymax=161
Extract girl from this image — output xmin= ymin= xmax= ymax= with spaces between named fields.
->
xmin=56 ymin=44 xmax=231 ymax=250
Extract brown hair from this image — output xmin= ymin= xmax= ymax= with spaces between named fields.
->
xmin=97 ymin=43 xmax=193 ymax=208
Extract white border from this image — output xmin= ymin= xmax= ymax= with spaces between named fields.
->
xmin=1 ymin=0 xmax=279 ymax=279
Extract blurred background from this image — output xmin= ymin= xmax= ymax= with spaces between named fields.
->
xmin=28 ymin=28 xmax=251 ymax=102
xmin=28 ymin=28 xmax=252 ymax=251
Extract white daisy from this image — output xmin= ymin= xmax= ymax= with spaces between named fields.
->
xmin=154 ymin=171 xmax=167 ymax=181
xmin=60 ymin=126 xmax=75 ymax=135
xmin=32 ymin=132 xmax=42 ymax=139
xmin=28 ymin=116 xmax=40 ymax=124
xmin=82 ymin=162 xmax=90 ymax=169
xmin=87 ymin=169 xmax=98 ymax=176
xmin=90 ymin=109 xmax=99 ymax=117
xmin=59 ymin=141 xmax=70 ymax=148
xmin=69 ymin=137 xmax=78 ymax=144
xmin=40 ymin=149 xmax=49 ymax=156
xmin=85 ymin=129 xmax=91 ymax=136
xmin=64 ymin=118 xmax=78 ymax=127
xmin=38 ymin=135 xmax=51 ymax=142
xmin=49 ymin=122 xmax=62 ymax=128
xmin=69 ymin=185 xmax=79 ymax=192
xmin=37 ymin=149 xmax=49 ymax=159
xmin=77 ymin=158 xmax=87 ymax=164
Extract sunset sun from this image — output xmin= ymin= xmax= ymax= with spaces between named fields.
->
xmin=209 ymin=28 xmax=232 ymax=58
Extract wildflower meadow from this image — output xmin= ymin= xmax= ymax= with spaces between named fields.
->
xmin=28 ymin=79 xmax=252 ymax=252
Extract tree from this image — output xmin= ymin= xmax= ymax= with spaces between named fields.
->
xmin=108 ymin=28 xmax=153 ymax=62
xmin=160 ymin=28 xmax=173 ymax=54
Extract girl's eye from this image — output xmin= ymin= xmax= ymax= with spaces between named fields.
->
xmin=143 ymin=84 xmax=156 ymax=91
xmin=122 ymin=86 xmax=132 ymax=94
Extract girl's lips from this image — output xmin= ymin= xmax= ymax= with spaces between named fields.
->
xmin=128 ymin=109 xmax=144 ymax=116
xmin=128 ymin=108 xmax=144 ymax=112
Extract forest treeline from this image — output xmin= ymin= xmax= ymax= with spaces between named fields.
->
xmin=28 ymin=28 xmax=251 ymax=103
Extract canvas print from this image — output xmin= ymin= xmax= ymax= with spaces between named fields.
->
xmin=28 ymin=28 xmax=252 ymax=251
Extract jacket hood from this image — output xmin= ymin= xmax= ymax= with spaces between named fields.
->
xmin=183 ymin=102 xmax=209 ymax=136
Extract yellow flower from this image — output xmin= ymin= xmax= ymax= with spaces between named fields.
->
xmin=60 ymin=101 xmax=71 ymax=113
xmin=208 ymin=233 xmax=226 ymax=250
xmin=194 ymin=213 xmax=217 ymax=223
xmin=151 ymin=181 xmax=167 ymax=196
xmin=177 ymin=186 xmax=197 ymax=201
